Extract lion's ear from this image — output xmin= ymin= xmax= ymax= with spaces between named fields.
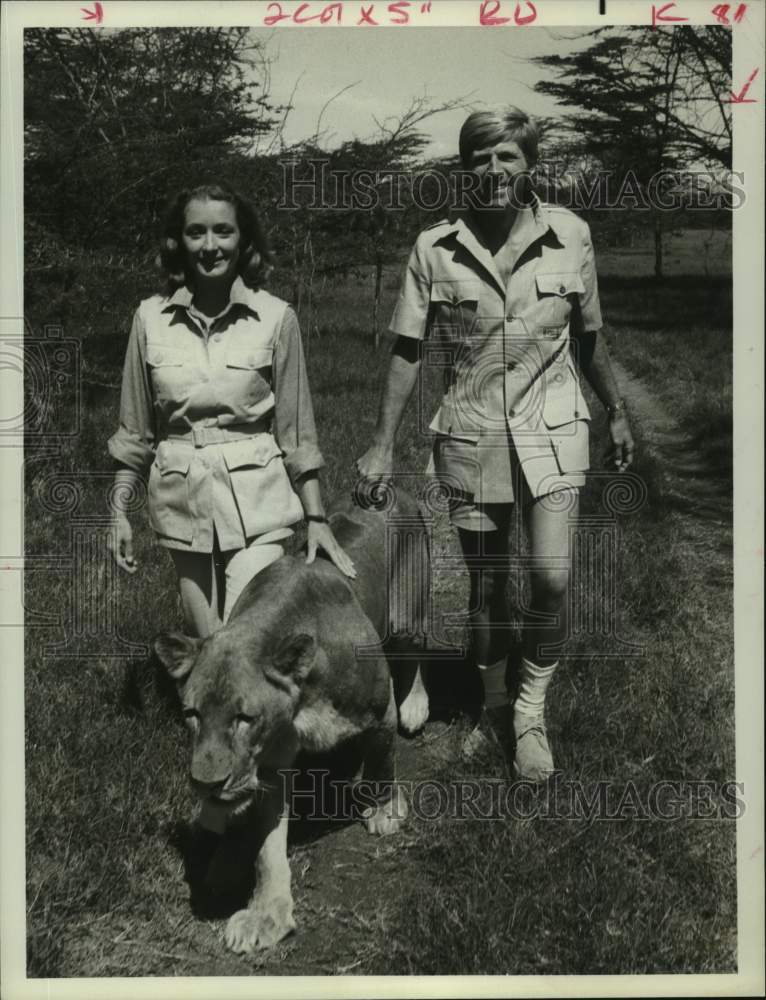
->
xmin=153 ymin=632 xmax=201 ymax=682
xmin=266 ymin=633 xmax=316 ymax=687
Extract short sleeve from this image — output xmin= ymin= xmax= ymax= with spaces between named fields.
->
xmin=572 ymin=223 xmax=603 ymax=334
xmin=107 ymin=305 xmax=157 ymax=475
xmin=388 ymin=237 xmax=431 ymax=341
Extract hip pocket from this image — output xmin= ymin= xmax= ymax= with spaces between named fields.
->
xmin=432 ymin=434 xmax=483 ymax=498
xmin=148 ymin=443 xmax=193 ymax=542
xmin=222 ymin=435 xmax=303 ymax=536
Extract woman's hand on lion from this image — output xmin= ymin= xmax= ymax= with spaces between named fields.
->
xmin=108 ymin=514 xmax=138 ymax=574
xmin=305 ymin=521 xmax=357 ymax=579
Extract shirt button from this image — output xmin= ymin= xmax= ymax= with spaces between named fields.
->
xmin=559 ymin=285 xmax=566 ymax=294
xmin=213 ymin=333 xmax=222 ymax=342
xmin=506 ymin=313 xmax=513 ymax=322
xmin=506 ymin=362 xmax=515 ymax=371
xmin=574 ymin=410 xmax=580 ymax=418
xmin=509 ymin=408 xmax=516 ymax=417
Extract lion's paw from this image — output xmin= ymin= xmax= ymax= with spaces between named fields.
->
xmin=224 ymin=896 xmax=296 ymax=953
xmin=398 ymin=686 xmax=429 ymax=736
xmin=395 ymin=666 xmax=429 ymax=736
xmin=362 ymin=786 xmax=408 ymax=836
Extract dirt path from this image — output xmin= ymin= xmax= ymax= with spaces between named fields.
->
xmin=610 ymin=358 xmax=732 ymax=528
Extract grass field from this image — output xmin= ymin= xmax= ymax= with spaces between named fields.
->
xmin=22 ymin=228 xmax=736 ymax=976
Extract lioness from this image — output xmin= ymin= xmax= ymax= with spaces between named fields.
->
xmin=154 ymin=489 xmax=429 ymax=952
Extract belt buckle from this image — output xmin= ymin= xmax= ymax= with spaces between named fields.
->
xmin=191 ymin=426 xmax=206 ymax=447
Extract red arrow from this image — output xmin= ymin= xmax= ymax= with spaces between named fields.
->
xmin=726 ymin=68 xmax=759 ymax=104
xmin=651 ymin=3 xmax=688 ymax=27
xmin=80 ymin=2 xmax=103 ymax=23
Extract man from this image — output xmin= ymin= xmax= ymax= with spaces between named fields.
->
xmin=356 ymin=108 xmax=634 ymax=781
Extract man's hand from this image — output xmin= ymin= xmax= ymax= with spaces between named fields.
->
xmin=108 ymin=513 xmax=138 ymax=574
xmin=356 ymin=442 xmax=394 ymax=481
xmin=606 ymin=414 xmax=635 ymax=473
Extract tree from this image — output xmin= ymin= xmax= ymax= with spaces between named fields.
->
xmin=24 ymin=27 xmax=278 ymax=265
xmin=532 ymin=26 xmax=732 ymax=277
xmin=269 ymin=96 xmax=468 ymax=346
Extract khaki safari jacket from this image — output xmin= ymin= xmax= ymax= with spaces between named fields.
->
xmin=390 ymin=197 xmax=603 ymax=502
xmin=108 ymin=277 xmax=323 ymax=552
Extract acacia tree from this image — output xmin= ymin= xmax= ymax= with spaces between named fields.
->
xmin=25 ymin=27 xmax=278 ymax=266
xmin=533 ymin=26 xmax=732 ymax=276
xmin=269 ymin=97 xmax=468 ymax=346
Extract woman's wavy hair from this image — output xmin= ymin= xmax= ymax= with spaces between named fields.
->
xmin=157 ymin=183 xmax=273 ymax=290
xmin=458 ymin=107 xmax=540 ymax=169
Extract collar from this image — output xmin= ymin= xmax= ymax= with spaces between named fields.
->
xmin=162 ymin=275 xmax=261 ymax=318
xmin=438 ymin=194 xmax=564 ymax=295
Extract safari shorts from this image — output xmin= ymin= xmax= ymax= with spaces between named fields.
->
xmin=429 ymin=429 xmax=585 ymax=532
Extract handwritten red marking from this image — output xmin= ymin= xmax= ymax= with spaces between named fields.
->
xmin=264 ymin=2 xmax=289 ymax=24
xmin=480 ymin=0 xmax=510 ymax=24
xmin=321 ymin=1 xmax=343 ymax=20
xmin=479 ymin=0 xmax=536 ymax=24
xmin=264 ymin=1 xmax=342 ymax=24
xmin=515 ymin=1 xmax=536 ymax=24
xmin=420 ymin=0 xmax=432 ymax=10
xmin=80 ymin=1 xmax=103 ymax=22
xmin=293 ymin=2 xmax=318 ymax=21
xmin=357 ymin=3 xmax=379 ymax=23
xmin=651 ymin=2 xmax=688 ymax=26
xmin=711 ymin=2 xmax=745 ymax=22
xmin=388 ymin=1 xmax=411 ymax=22
xmin=726 ymin=67 xmax=758 ymax=103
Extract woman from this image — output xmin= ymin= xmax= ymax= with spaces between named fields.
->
xmin=109 ymin=183 xmax=354 ymax=637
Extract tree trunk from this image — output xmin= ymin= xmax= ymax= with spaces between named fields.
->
xmin=653 ymin=213 xmax=664 ymax=279
xmin=372 ymin=252 xmax=383 ymax=350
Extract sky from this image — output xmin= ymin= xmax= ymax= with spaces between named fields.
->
xmin=251 ymin=26 xmax=592 ymax=157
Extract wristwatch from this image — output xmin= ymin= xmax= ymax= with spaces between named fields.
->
xmin=606 ymin=400 xmax=626 ymax=418
xmin=305 ymin=514 xmax=328 ymax=524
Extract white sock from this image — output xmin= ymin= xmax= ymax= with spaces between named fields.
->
xmin=514 ymin=657 xmax=558 ymax=718
xmin=477 ymin=658 xmax=508 ymax=709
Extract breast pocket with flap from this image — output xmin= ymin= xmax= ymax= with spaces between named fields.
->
xmin=429 ymin=280 xmax=481 ymax=343
xmin=532 ymin=272 xmax=585 ymax=336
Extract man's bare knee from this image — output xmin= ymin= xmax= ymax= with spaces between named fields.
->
xmin=531 ymin=567 xmax=570 ymax=603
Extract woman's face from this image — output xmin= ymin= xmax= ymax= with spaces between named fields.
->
xmin=468 ymin=139 xmax=530 ymax=210
xmin=182 ymin=198 xmax=241 ymax=284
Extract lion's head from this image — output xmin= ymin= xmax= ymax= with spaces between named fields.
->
xmin=154 ymin=626 xmax=316 ymax=814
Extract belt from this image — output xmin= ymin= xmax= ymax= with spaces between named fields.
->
xmin=166 ymin=421 xmax=271 ymax=448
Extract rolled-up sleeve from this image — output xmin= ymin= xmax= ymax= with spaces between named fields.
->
xmin=107 ymin=305 xmax=156 ymax=475
xmin=572 ymin=223 xmax=603 ymax=334
xmin=272 ymin=306 xmax=325 ymax=485
xmin=388 ymin=236 xmax=431 ymax=340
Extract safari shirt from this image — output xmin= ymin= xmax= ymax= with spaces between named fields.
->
xmin=390 ymin=197 xmax=603 ymax=501
xmin=108 ymin=277 xmax=323 ymax=552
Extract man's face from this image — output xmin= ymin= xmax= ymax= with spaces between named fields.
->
xmin=468 ymin=140 xmax=530 ymax=210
